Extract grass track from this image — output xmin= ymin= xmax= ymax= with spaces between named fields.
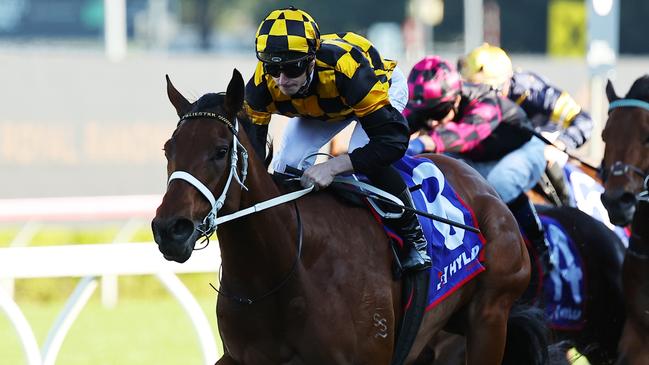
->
xmin=0 ymin=292 xmax=222 ymax=364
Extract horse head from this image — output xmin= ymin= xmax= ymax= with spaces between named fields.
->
xmin=601 ymin=76 xmax=649 ymax=226
xmin=151 ymin=69 xmax=248 ymax=262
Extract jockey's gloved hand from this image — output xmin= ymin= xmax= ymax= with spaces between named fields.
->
xmin=406 ymin=138 xmax=425 ymax=156
xmin=301 ymin=155 xmax=353 ymax=190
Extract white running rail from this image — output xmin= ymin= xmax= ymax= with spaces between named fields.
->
xmin=0 ymin=242 xmax=220 ymax=365
xmin=0 ymin=194 xmax=162 ymax=306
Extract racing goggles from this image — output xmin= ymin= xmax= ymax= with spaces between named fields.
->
xmin=264 ymin=59 xmax=310 ymax=78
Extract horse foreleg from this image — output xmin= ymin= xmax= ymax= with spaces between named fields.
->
xmin=464 ymin=300 xmax=508 ymax=365
xmin=618 ymin=319 xmax=649 ymax=365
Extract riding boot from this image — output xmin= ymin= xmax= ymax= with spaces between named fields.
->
xmin=546 ymin=163 xmax=572 ymax=206
xmin=391 ymin=189 xmax=432 ymax=273
xmin=507 ymin=193 xmax=554 ymax=278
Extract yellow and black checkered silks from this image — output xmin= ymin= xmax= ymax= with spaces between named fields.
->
xmin=255 ymin=7 xmax=320 ymax=61
xmin=245 ymin=32 xmax=398 ymax=125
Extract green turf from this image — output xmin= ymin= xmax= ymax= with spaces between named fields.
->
xmin=0 ymin=293 xmax=223 ymax=365
xmin=1 ymin=226 xmax=226 ymax=364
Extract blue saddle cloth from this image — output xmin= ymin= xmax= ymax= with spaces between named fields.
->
xmin=540 ymin=215 xmax=586 ymax=330
xmin=391 ymin=156 xmax=486 ymax=310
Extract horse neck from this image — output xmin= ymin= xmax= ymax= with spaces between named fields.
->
xmin=216 ymin=128 xmax=300 ymax=290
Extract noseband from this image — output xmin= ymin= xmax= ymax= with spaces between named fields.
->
xmin=167 ymin=111 xmax=249 ymax=242
xmin=603 ymin=99 xmax=649 ymax=202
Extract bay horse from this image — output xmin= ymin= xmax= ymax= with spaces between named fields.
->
xmin=151 ymin=69 xmax=550 ymax=364
xmin=601 ymin=75 xmax=649 ymax=365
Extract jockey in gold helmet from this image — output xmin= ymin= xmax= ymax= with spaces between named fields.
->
xmin=459 ymin=43 xmax=594 ymax=207
xmin=458 ymin=43 xmax=514 ymax=95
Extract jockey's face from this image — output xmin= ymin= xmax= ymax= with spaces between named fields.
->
xmin=267 ymin=59 xmax=314 ymax=96
xmin=426 ymin=95 xmax=461 ymax=129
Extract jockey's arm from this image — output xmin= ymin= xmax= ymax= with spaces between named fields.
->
xmin=541 ymin=83 xmax=593 ymax=150
xmin=513 ymin=71 xmax=593 ymax=150
xmin=558 ymin=110 xmax=593 ymax=150
xmin=348 ymin=104 xmax=409 ymax=174
xmin=422 ymin=100 xmax=503 ymax=154
xmin=301 ymin=105 xmax=409 ymax=189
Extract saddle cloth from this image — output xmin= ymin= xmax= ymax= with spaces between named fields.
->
xmin=539 ymin=215 xmax=586 ymax=330
xmin=390 ymin=155 xmax=487 ymax=311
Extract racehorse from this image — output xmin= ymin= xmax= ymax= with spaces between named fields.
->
xmin=423 ymin=204 xmax=626 ymax=365
xmin=528 ymin=156 xmax=630 ymax=246
xmin=600 ymin=75 xmax=649 ymax=365
xmin=151 ymin=69 xmax=550 ymax=365
xmin=526 ymin=205 xmax=625 ymax=364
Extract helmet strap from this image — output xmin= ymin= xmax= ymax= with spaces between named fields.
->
xmin=296 ymin=57 xmax=315 ymax=95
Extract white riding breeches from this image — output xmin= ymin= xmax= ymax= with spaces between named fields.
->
xmin=272 ymin=66 xmax=409 ymax=173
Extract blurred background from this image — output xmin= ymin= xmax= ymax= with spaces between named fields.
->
xmin=0 ymin=0 xmax=646 ymax=364
xmin=0 ymin=0 xmax=647 ymax=198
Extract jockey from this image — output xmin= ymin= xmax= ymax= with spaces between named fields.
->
xmin=404 ymin=56 xmax=553 ymax=275
xmin=458 ymin=43 xmax=594 ymax=205
xmin=244 ymin=7 xmax=431 ymax=272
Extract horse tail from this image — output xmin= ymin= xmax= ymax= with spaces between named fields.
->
xmin=502 ymin=304 xmax=556 ymax=365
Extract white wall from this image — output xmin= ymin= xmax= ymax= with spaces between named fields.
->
xmin=1 ymin=47 xmax=646 ymax=198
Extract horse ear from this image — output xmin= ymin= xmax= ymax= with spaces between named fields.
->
xmin=166 ymin=75 xmax=192 ymax=117
xmin=225 ymin=69 xmax=245 ymax=116
xmin=606 ymin=79 xmax=620 ymax=103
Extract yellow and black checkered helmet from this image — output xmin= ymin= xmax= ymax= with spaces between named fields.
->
xmin=255 ymin=7 xmax=320 ymax=64
xmin=459 ymin=43 xmax=513 ymax=90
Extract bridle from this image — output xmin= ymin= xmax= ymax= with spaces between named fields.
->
xmin=164 ymin=110 xmax=309 ymax=305
xmin=167 ymin=111 xmax=250 ymax=242
xmin=602 ymin=99 xmax=649 ymax=202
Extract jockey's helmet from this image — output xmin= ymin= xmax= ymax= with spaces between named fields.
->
xmin=405 ymin=56 xmax=462 ymax=117
xmin=255 ymin=7 xmax=320 ymax=65
xmin=459 ymin=43 xmax=513 ymax=90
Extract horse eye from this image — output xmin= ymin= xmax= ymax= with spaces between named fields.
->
xmin=213 ymin=146 xmax=229 ymax=160
xmin=644 ymin=136 xmax=649 ymax=147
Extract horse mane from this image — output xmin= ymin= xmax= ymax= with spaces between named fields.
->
xmin=191 ymin=92 xmax=273 ymax=168
xmin=236 ymin=110 xmax=274 ymax=169
xmin=626 ymin=74 xmax=649 ymax=102
xmin=193 ymin=92 xmax=225 ymax=111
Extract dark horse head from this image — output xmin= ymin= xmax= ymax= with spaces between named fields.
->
xmin=151 ymin=70 xmax=246 ymax=262
xmin=601 ymin=75 xmax=649 ymax=226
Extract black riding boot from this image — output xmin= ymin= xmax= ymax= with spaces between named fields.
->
xmin=546 ymin=162 xmax=571 ymax=206
xmin=392 ymin=189 xmax=432 ymax=273
xmin=507 ymin=193 xmax=553 ymax=277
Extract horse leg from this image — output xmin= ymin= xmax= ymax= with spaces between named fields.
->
xmin=424 ymin=332 xmax=465 ymax=365
xmin=464 ymin=294 xmax=510 ymax=365
xmin=463 ymin=196 xmax=530 ymax=365
xmin=618 ymin=320 xmax=649 ymax=365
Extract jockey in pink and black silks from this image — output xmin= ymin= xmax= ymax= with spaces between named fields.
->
xmin=404 ymin=56 xmax=553 ymax=277
xmin=404 ymin=57 xmax=534 ymax=162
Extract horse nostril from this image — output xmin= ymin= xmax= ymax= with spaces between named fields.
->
xmin=170 ymin=218 xmax=194 ymax=242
